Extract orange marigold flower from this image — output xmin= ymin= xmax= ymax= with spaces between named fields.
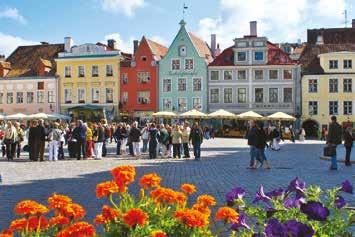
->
xmin=14 ymin=200 xmax=49 ymax=216
xmin=56 ymin=221 xmax=96 ymax=237
xmin=175 ymin=192 xmax=187 ymax=207
xmin=96 ymin=181 xmax=119 ymax=198
xmin=150 ymin=187 xmax=178 ymax=205
xmin=102 ymin=205 xmax=120 ymax=221
xmin=62 ymin=203 xmax=86 ymax=220
xmin=49 ymin=216 xmax=70 ymax=226
xmin=94 ymin=214 xmax=105 ymax=225
xmin=215 ymin=207 xmax=239 ymax=223
xmin=111 ymin=165 xmax=136 ymax=189
xmin=139 ymin=173 xmax=161 ymax=189
xmin=180 ymin=183 xmax=196 ymax=195
xmin=9 ymin=218 xmax=26 ymax=232
xmin=175 ymin=209 xmax=209 ymax=228
xmin=123 ymin=208 xmax=148 ymax=228
xmin=48 ymin=194 xmax=72 ymax=209
xmin=196 ymin=195 xmax=216 ymax=207
xmin=151 ymin=230 xmax=167 ymax=237
xmin=10 ymin=216 xmax=48 ymax=232
xmin=192 ymin=203 xmax=211 ymax=217
xmin=0 ymin=233 xmax=13 ymax=237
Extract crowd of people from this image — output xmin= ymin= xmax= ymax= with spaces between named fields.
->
xmin=0 ymin=119 xmax=204 ymax=162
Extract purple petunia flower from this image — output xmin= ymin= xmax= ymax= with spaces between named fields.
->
xmin=284 ymin=220 xmax=314 ymax=237
xmin=287 ymin=177 xmax=306 ymax=194
xmin=231 ymin=212 xmax=250 ymax=230
xmin=341 ymin=180 xmax=353 ymax=194
xmin=266 ymin=188 xmax=284 ymax=199
xmin=334 ymin=195 xmax=346 ymax=209
xmin=284 ymin=193 xmax=305 ymax=209
xmin=253 ymin=185 xmax=271 ymax=203
xmin=226 ymin=187 xmax=246 ymax=203
xmin=300 ymin=201 xmax=330 ymax=221
xmin=265 ymin=219 xmax=288 ymax=237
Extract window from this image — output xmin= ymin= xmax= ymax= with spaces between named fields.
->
xmin=344 ymin=60 xmax=352 ymax=69
xmin=283 ymin=88 xmax=292 ymax=103
xmin=211 ymin=71 xmax=219 ymax=80
xmin=254 ymin=70 xmax=263 ymax=80
xmin=210 ymin=88 xmax=219 ymax=103
xmin=308 ymin=79 xmax=318 ymax=93
xmin=344 ymin=101 xmax=352 ymax=115
xmin=37 ymin=82 xmax=44 ymax=90
xmin=163 ymin=79 xmax=171 ymax=92
xmin=329 ymin=60 xmax=338 ymax=69
xmin=106 ymin=65 xmax=113 ymax=76
xmin=269 ymin=88 xmax=278 ymax=103
xmin=64 ymin=89 xmax=72 ymax=104
xmin=343 ymin=79 xmax=352 ymax=92
xmin=185 ymin=59 xmax=193 ymax=70
xmin=237 ymin=88 xmax=246 ymax=103
xmin=179 ymin=45 xmax=187 ymax=57
xmin=237 ymin=52 xmax=246 ymax=61
xmin=193 ymin=98 xmax=202 ymax=110
xmin=177 ymin=98 xmax=187 ymax=112
xmin=48 ymin=91 xmax=54 ymax=103
xmin=269 ymin=70 xmax=278 ymax=80
xmin=137 ymin=91 xmax=150 ymax=104
xmin=122 ymin=73 xmax=128 ymax=84
xmin=0 ymin=93 xmax=3 ymax=104
xmin=106 ymin=88 xmax=113 ymax=103
xmin=329 ymin=101 xmax=338 ymax=115
xmin=224 ymin=88 xmax=233 ymax=103
xmin=64 ymin=66 xmax=71 ymax=78
xmin=283 ymin=69 xmax=292 ymax=80
xmin=16 ymin=92 xmax=24 ymax=104
xmin=237 ymin=70 xmax=247 ymax=80
xmin=37 ymin=91 xmax=44 ymax=103
xmin=172 ymin=59 xmax=180 ymax=70
xmin=122 ymin=92 xmax=128 ymax=103
xmin=162 ymin=98 xmax=172 ymax=110
xmin=193 ymin=78 xmax=201 ymax=91
xmin=26 ymin=92 xmax=34 ymax=104
xmin=92 ymin=65 xmax=99 ymax=77
xmin=137 ymin=72 xmax=150 ymax=83
xmin=224 ymin=70 xmax=232 ymax=80
xmin=78 ymin=66 xmax=85 ymax=77
xmin=309 ymin=101 xmax=318 ymax=115
xmin=78 ymin=88 xmax=85 ymax=103
xmin=254 ymin=51 xmax=264 ymax=61
xmin=329 ymin=79 xmax=338 ymax=93
xmin=92 ymin=88 xmax=100 ymax=103
xmin=255 ymin=88 xmax=263 ymax=103
xmin=7 ymin=92 xmax=13 ymax=104
xmin=178 ymin=78 xmax=187 ymax=91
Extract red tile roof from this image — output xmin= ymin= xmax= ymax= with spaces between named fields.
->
xmin=307 ymin=28 xmax=355 ymax=45
xmin=188 ymin=32 xmax=213 ymax=63
xmin=120 ymin=52 xmax=132 ymax=67
xmin=146 ymin=39 xmax=168 ymax=60
xmin=208 ymin=46 xmax=234 ymax=66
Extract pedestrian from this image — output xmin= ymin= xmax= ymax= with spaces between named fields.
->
xmin=93 ymin=123 xmax=105 ymax=160
xmin=86 ymin=122 xmax=93 ymax=159
xmin=102 ymin=119 xmax=110 ymax=157
xmin=130 ymin=122 xmax=141 ymax=157
xmin=120 ymin=124 xmax=128 ymax=155
xmin=58 ymin=124 xmax=65 ymax=160
xmin=113 ymin=123 xmax=123 ymax=155
xmin=158 ymin=124 xmax=169 ymax=158
xmin=171 ymin=125 xmax=182 ymax=158
xmin=148 ymin=123 xmax=159 ymax=159
xmin=299 ymin=128 xmax=306 ymax=142
xmin=72 ymin=120 xmax=86 ymax=160
xmin=321 ymin=127 xmax=327 ymax=141
xmin=271 ymin=127 xmax=281 ymax=151
xmin=38 ymin=119 xmax=46 ymax=162
xmin=246 ymin=120 xmax=257 ymax=168
xmin=28 ymin=120 xmax=40 ymax=161
xmin=14 ymin=122 xmax=24 ymax=158
xmin=141 ymin=124 xmax=149 ymax=153
xmin=189 ymin=122 xmax=203 ymax=160
xmin=327 ymin=115 xmax=342 ymax=170
xmin=48 ymin=122 xmax=62 ymax=161
xmin=166 ymin=125 xmax=173 ymax=158
xmin=126 ymin=125 xmax=134 ymax=156
xmin=255 ymin=122 xmax=271 ymax=169
xmin=3 ymin=121 xmax=17 ymax=161
xmin=289 ymin=125 xmax=295 ymax=143
xmin=344 ymin=126 xmax=354 ymax=166
xmin=182 ymin=123 xmax=190 ymax=158
xmin=66 ymin=123 xmax=76 ymax=158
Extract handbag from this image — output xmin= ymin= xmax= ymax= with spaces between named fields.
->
xmin=324 ymin=145 xmax=336 ymax=157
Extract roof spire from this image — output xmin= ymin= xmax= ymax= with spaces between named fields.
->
xmin=182 ymin=3 xmax=188 ymax=21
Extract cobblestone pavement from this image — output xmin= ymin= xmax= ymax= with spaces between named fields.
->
xmin=0 ymin=138 xmax=354 ymax=229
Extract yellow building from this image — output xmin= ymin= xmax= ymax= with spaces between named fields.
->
xmin=56 ymin=38 xmax=121 ymax=121
xmin=301 ymin=51 xmax=355 ymax=136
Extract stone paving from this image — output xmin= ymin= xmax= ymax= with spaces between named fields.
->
xmin=0 ymin=138 xmax=354 ymax=230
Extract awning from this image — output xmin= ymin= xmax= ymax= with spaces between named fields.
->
xmin=179 ymin=109 xmax=207 ymax=119
xmin=267 ymin=112 xmax=296 ymax=121
xmin=236 ymin=111 xmax=264 ymax=120
xmin=208 ymin=109 xmax=236 ymax=119
xmin=152 ymin=111 xmax=177 ymax=118
xmin=68 ymin=104 xmax=104 ymax=111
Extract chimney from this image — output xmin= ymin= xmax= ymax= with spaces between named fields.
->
xmin=133 ymin=40 xmax=139 ymax=54
xmin=215 ymin=44 xmax=221 ymax=57
xmin=107 ymin=39 xmax=117 ymax=50
xmin=64 ymin=37 xmax=73 ymax=52
xmin=352 ymin=19 xmax=355 ymax=28
xmin=316 ymin=34 xmax=324 ymax=45
xmin=250 ymin=21 xmax=257 ymax=36
xmin=211 ymin=34 xmax=216 ymax=57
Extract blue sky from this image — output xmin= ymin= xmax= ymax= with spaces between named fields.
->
xmin=0 ymin=0 xmax=354 ymax=56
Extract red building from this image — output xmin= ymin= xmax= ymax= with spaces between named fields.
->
xmin=120 ymin=36 xmax=167 ymax=122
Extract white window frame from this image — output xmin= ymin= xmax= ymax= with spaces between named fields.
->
xmin=92 ymin=65 xmax=99 ymax=77
xmin=223 ymin=70 xmax=233 ymax=80
xmin=329 ymin=60 xmax=338 ymax=69
xmin=106 ymin=64 xmax=113 ymax=76
xmin=209 ymin=88 xmax=220 ymax=103
xmin=254 ymin=51 xmax=264 ymax=61
xmin=26 ymin=92 xmax=34 ymax=104
xmin=254 ymin=69 xmax=264 ymax=80
xmin=236 ymin=51 xmax=247 ymax=62
xmin=269 ymin=88 xmax=279 ymax=103
xmin=269 ymin=69 xmax=279 ymax=80
xmin=78 ymin=65 xmax=85 ymax=77
xmin=223 ymin=87 xmax=233 ymax=104
xmin=163 ymin=78 xmax=172 ymax=92
xmin=329 ymin=101 xmax=339 ymax=115
xmin=308 ymin=79 xmax=318 ymax=93
xmin=210 ymin=70 xmax=220 ymax=81
xmin=283 ymin=88 xmax=293 ymax=103
xmin=37 ymin=91 xmax=44 ymax=104
xmin=192 ymin=77 xmax=202 ymax=91
xmin=162 ymin=98 xmax=172 ymax=110
xmin=48 ymin=91 xmax=55 ymax=103
xmin=329 ymin=78 xmax=338 ymax=93
xmin=16 ymin=92 xmax=24 ymax=104
xmin=343 ymin=78 xmax=352 ymax=93
xmin=254 ymin=88 xmax=264 ymax=103
xmin=177 ymin=97 xmax=188 ymax=112
xmin=237 ymin=87 xmax=247 ymax=103
xmin=64 ymin=66 xmax=71 ymax=78
xmin=309 ymin=101 xmax=318 ymax=115
xmin=7 ymin=92 xmax=13 ymax=104
xmin=171 ymin=58 xmax=181 ymax=71
xmin=178 ymin=78 xmax=187 ymax=91
xmin=64 ymin=88 xmax=72 ymax=104
xmin=92 ymin=88 xmax=100 ymax=103
xmin=343 ymin=101 xmax=353 ymax=115
xmin=343 ymin=59 xmax=352 ymax=69
xmin=106 ymin=88 xmax=114 ymax=103
xmin=283 ymin=69 xmax=293 ymax=80
xmin=77 ymin=88 xmax=86 ymax=103
xmin=184 ymin=58 xmax=194 ymax=70
xmin=192 ymin=97 xmax=202 ymax=110
xmin=237 ymin=69 xmax=247 ymax=80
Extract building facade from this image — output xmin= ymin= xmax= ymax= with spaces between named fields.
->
xmin=0 ymin=43 xmax=63 ymax=115
xmin=120 ymin=36 xmax=167 ymax=121
xmin=56 ymin=38 xmax=121 ymax=120
xmin=158 ymin=20 xmax=213 ymax=113
xmin=208 ymin=22 xmax=301 ymax=116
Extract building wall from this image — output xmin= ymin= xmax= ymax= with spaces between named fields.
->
xmin=0 ymin=77 xmax=59 ymax=115
xmin=158 ymin=24 xmax=208 ymax=113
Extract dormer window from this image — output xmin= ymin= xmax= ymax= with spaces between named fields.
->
xmin=316 ymin=35 xmax=323 ymax=45
xmin=179 ymin=45 xmax=187 ymax=57
xmin=237 ymin=52 xmax=246 ymax=61
xmin=329 ymin=60 xmax=338 ymax=69
xmin=254 ymin=51 xmax=264 ymax=61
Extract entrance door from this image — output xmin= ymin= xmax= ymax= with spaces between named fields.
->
xmin=302 ymin=119 xmax=319 ymax=138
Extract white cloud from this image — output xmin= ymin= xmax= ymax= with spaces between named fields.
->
xmin=104 ymin=33 xmax=135 ymax=53
xmin=149 ymin=35 xmax=169 ymax=47
xmin=0 ymin=32 xmax=37 ymax=57
xmin=196 ymin=0 xmax=347 ymax=50
xmin=0 ymin=7 xmax=26 ymax=24
xmin=101 ymin=0 xmax=145 ymax=17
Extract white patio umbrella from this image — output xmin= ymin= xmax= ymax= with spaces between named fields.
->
xmin=208 ymin=109 xmax=236 ymax=119
xmin=27 ymin=113 xmax=49 ymax=119
xmin=267 ymin=112 xmax=296 ymax=121
xmin=179 ymin=109 xmax=207 ymax=119
xmin=236 ymin=111 xmax=263 ymax=120
xmin=0 ymin=114 xmax=5 ymax=120
xmin=47 ymin=113 xmax=71 ymax=120
xmin=152 ymin=111 xmax=177 ymax=118
xmin=5 ymin=113 xmax=28 ymax=120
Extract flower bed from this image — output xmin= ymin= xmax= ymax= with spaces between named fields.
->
xmin=0 ymin=165 xmax=354 ymax=237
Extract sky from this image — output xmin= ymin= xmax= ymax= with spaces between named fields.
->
xmin=0 ymin=0 xmax=354 ymax=57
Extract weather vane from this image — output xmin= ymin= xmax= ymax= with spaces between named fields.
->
xmin=183 ymin=3 xmax=188 ymax=20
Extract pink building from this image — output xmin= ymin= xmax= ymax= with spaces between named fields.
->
xmin=0 ymin=43 xmax=64 ymax=115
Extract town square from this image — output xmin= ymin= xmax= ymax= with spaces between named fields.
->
xmin=0 ymin=0 xmax=354 ymax=236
